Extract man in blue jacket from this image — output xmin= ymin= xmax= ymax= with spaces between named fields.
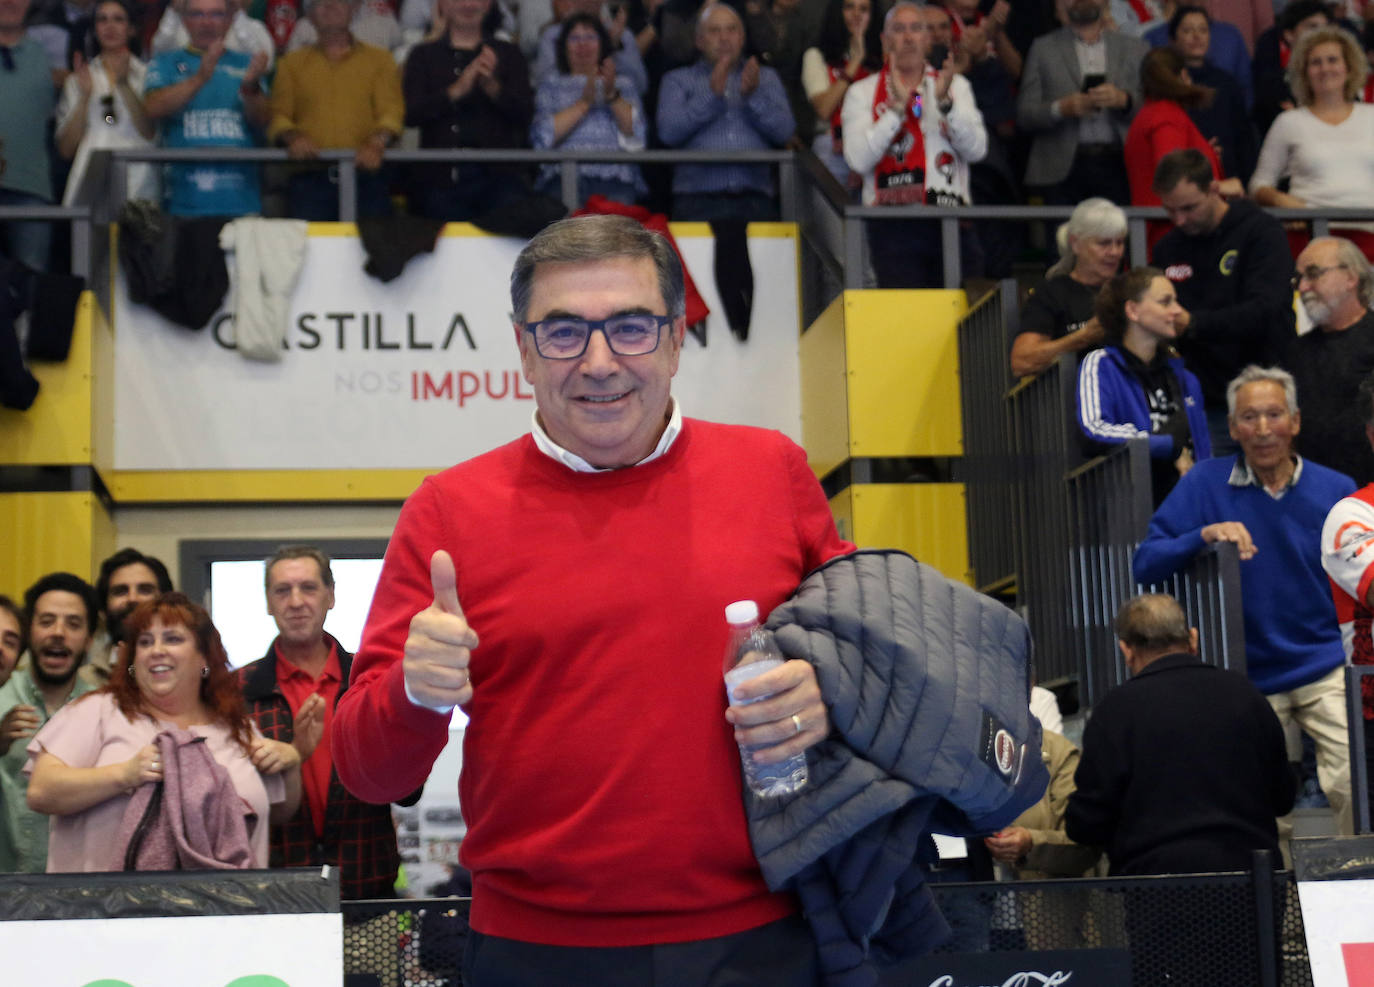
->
xmin=1132 ymin=364 xmax=1355 ymax=835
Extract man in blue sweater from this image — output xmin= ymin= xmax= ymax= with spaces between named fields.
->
xmin=1133 ymin=365 xmax=1356 ymax=836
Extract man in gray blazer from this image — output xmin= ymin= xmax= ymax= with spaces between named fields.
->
xmin=1016 ymin=0 xmax=1147 ymax=204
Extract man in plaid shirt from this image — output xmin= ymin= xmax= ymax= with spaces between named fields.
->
xmin=238 ymin=545 xmax=419 ymax=898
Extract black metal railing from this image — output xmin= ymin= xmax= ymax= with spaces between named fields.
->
xmin=0 ymin=204 xmax=94 ymax=278
xmin=97 ymin=146 xmax=798 ymax=221
xmin=1067 ymin=440 xmax=1153 ymax=703
xmin=339 ymin=856 xmax=1312 ymax=986
xmin=1347 ymin=664 xmax=1374 ymax=835
xmin=957 ymin=278 xmax=1018 ymax=595
xmin=1007 ymin=353 xmax=1084 ymax=689
xmin=958 ymin=287 xmax=1247 ymax=707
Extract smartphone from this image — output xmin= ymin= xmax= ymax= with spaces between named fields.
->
xmin=1081 ymin=72 xmax=1106 ymax=91
xmin=929 ymin=42 xmax=949 ymax=67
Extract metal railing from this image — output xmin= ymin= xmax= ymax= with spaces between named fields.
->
xmin=339 ymin=854 xmax=1313 ymax=986
xmin=958 ymin=289 xmax=1247 ymax=707
xmin=1067 ymin=440 xmax=1154 ymax=702
xmin=1147 ymin=540 xmax=1247 ymax=674
xmin=1347 ymin=664 xmax=1374 ymax=835
xmin=97 ymin=146 xmax=798 ymax=222
xmin=0 ymin=204 xmax=94 ymax=278
xmin=956 ymin=278 xmax=1018 ymax=595
xmin=1067 ymin=440 xmax=1247 ymax=704
xmin=1007 ymin=353 xmax=1085 ymax=690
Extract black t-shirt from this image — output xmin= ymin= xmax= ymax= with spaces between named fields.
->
xmin=1281 ymin=310 xmax=1374 ymax=486
xmin=1016 ymin=274 xmax=1099 ymax=342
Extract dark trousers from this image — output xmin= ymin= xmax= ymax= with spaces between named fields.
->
xmin=1365 ymin=717 xmax=1374 ymax=831
xmin=866 ymin=217 xmax=985 ymax=289
xmin=412 ymin=166 xmax=528 ymax=223
xmin=463 ymin=915 xmax=821 ymax=987
xmin=673 ymin=191 xmax=778 ymax=223
xmin=286 ymin=165 xmax=393 ymax=221
xmin=1040 ymin=144 xmax=1131 ymax=207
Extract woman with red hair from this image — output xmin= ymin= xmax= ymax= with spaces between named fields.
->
xmin=25 ymin=593 xmax=301 ymax=872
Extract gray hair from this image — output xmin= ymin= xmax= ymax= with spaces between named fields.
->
xmin=1226 ymin=365 xmax=1299 ymax=418
xmin=264 ymin=545 xmax=335 ymax=594
xmin=1115 ymin=594 xmax=1191 ymax=652
xmin=510 ymin=215 xmax=686 ymax=324
xmin=1047 ymin=197 xmax=1127 ymax=278
xmin=884 ymin=0 xmax=926 ymax=30
xmin=696 ymin=1 xmax=743 ymax=37
xmin=1306 ymin=236 xmax=1374 ymax=308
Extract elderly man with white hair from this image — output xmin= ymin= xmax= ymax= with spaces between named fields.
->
xmin=656 ymin=1 xmax=795 ymax=221
xmin=1134 ymin=364 xmax=1357 ymax=838
xmin=1280 ymin=236 xmax=1374 ymax=487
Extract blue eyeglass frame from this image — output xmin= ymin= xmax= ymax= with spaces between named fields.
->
xmin=522 ymin=314 xmax=674 ymax=359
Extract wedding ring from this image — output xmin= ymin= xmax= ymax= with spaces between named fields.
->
xmin=791 ymin=714 xmax=803 ymax=735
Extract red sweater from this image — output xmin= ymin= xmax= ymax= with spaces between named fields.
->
xmin=333 ymin=420 xmax=853 ymax=946
xmin=1124 ymin=99 xmax=1222 ymax=208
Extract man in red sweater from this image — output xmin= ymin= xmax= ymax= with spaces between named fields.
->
xmin=333 ymin=214 xmax=852 ymax=984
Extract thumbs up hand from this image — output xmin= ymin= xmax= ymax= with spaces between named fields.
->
xmin=403 ymin=550 xmax=479 ymax=709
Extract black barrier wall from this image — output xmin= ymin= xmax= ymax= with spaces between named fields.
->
xmin=338 ymin=860 xmax=1312 ymax=987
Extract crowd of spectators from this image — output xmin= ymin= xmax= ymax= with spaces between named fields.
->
xmin=4 ymin=0 xmax=1374 ymax=275
xmin=5 ymin=0 xmax=1374 ymax=881
xmin=0 ymin=547 xmax=416 ymax=894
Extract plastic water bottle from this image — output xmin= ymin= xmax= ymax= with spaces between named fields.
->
xmin=722 ymin=600 xmax=809 ymax=797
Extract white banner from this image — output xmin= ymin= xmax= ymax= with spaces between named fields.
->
xmin=0 ymin=912 xmax=342 ymax=986
xmin=113 ymin=229 xmax=801 ymax=471
xmin=1299 ymin=879 xmax=1374 ymax=986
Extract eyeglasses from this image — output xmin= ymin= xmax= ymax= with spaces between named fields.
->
xmin=101 ymin=94 xmax=117 ymax=125
xmin=183 ymin=8 xmax=229 ymax=19
xmin=523 ymin=314 xmax=672 ymax=359
xmin=1291 ymin=264 xmax=1346 ymax=289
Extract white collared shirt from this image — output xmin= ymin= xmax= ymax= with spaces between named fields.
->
xmin=1228 ymin=454 xmax=1304 ymax=500
xmin=529 ymin=397 xmax=684 ymax=472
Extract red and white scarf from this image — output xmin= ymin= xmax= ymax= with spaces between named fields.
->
xmin=871 ymin=66 xmax=927 ymax=205
xmin=826 ymin=61 xmax=872 ymax=153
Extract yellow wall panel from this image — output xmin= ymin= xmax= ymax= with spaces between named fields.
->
xmin=800 ymin=294 xmax=850 ymax=479
xmin=843 ymin=482 xmax=970 ymax=585
xmin=0 ymin=293 xmax=95 ymax=465
xmin=0 ymin=492 xmax=113 ymax=593
xmin=844 ymin=291 xmax=965 ymax=458
xmin=89 ymin=295 xmax=116 ymax=479
xmin=109 ymin=469 xmax=433 ymax=503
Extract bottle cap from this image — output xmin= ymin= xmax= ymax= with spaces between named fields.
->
xmin=724 ymin=600 xmax=760 ymax=625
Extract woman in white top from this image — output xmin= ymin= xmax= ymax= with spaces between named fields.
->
xmin=55 ymin=0 xmax=157 ymax=205
xmin=1250 ymin=25 xmax=1374 ymax=246
xmin=800 ymin=0 xmax=882 ymax=188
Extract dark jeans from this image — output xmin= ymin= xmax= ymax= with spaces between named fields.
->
xmin=463 ymin=915 xmax=821 ymax=987
xmin=1365 ymin=717 xmax=1374 ymax=831
xmin=286 ymin=165 xmax=393 ymax=221
xmin=412 ymin=166 xmax=528 ymax=223
xmin=0 ymin=188 xmax=53 ymax=272
xmin=866 ymin=217 xmax=986 ymax=289
xmin=1039 ymin=144 xmax=1131 ymax=207
xmin=673 ymin=191 xmax=778 ymax=222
